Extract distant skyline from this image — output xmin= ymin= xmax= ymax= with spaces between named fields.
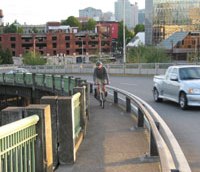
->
xmin=1 ymin=0 xmax=145 ymax=25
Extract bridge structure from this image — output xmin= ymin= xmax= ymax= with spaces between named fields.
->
xmin=0 ymin=71 xmax=191 ymax=172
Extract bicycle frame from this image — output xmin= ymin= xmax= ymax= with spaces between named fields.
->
xmin=95 ymin=83 xmax=105 ymax=109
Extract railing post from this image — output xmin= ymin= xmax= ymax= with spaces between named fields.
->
xmin=137 ymin=108 xmax=144 ymax=127
xmin=57 ymin=96 xmax=75 ymax=164
xmin=25 ymin=104 xmax=53 ymax=172
xmin=73 ymin=86 xmax=88 ymax=136
xmin=90 ymin=83 xmax=93 ymax=94
xmin=68 ymin=76 xmax=73 ymax=96
xmin=32 ymin=73 xmax=36 ymax=91
xmin=126 ymin=97 xmax=131 ymax=112
xmin=0 ymin=107 xmax=24 ymax=126
xmin=75 ymin=78 xmax=81 ymax=86
xmin=150 ymin=122 xmax=159 ymax=156
xmin=40 ymin=96 xmax=59 ymax=169
xmin=114 ymin=91 xmax=118 ymax=104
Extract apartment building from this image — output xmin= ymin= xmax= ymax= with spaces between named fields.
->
xmin=0 ymin=25 xmax=112 ymax=57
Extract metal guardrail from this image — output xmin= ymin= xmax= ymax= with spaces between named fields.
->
xmin=0 ymin=72 xmax=89 ymax=167
xmin=0 ymin=72 xmax=85 ymax=96
xmin=90 ymin=83 xmax=191 ymax=172
xmin=0 ymin=115 xmax=39 ymax=172
xmin=18 ymin=62 xmax=200 ymax=75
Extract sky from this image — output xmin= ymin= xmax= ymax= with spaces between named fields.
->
xmin=1 ymin=0 xmax=145 ymax=25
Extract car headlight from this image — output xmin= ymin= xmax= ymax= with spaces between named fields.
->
xmin=188 ymin=88 xmax=200 ymax=94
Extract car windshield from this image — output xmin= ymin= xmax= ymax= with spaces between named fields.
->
xmin=179 ymin=67 xmax=200 ymax=80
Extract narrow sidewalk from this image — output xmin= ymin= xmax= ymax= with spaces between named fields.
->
xmin=56 ymin=96 xmax=160 ymax=172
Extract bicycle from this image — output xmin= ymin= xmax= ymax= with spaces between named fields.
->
xmin=94 ymin=83 xmax=107 ymax=109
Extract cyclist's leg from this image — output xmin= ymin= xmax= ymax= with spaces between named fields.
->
xmin=96 ymin=79 xmax=101 ymax=99
xmin=102 ymin=82 xmax=107 ymax=97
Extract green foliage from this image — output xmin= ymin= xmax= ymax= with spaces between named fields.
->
xmin=23 ymin=51 xmax=46 ymax=65
xmin=117 ymin=21 xmax=134 ymax=49
xmin=186 ymin=52 xmax=200 ymax=63
xmin=134 ymin=24 xmax=145 ymax=35
xmin=3 ymin=23 xmax=17 ymax=33
xmin=0 ymin=46 xmax=13 ymax=64
xmin=32 ymin=27 xmax=38 ymax=33
xmin=82 ymin=18 xmax=97 ymax=31
xmin=61 ymin=16 xmax=81 ymax=29
xmin=3 ymin=20 xmax=24 ymax=33
xmin=127 ymin=45 xmax=170 ymax=63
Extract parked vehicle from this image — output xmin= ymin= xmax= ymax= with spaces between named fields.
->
xmin=153 ymin=65 xmax=200 ymax=110
xmin=6 ymin=68 xmax=30 ymax=74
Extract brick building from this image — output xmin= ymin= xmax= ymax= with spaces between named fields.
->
xmin=0 ymin=24 xmax=113 ymax=58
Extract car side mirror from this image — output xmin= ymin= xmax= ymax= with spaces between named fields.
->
xmin=170 ymin=74 xmax=178 ymax=81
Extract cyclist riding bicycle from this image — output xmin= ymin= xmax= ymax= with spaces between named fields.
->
xmin=93 ymin=61 xmax=109 ymax=98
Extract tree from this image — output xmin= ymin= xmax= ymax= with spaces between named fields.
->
xmin=23 ymin=51 xmax=46 ymax=65
xmin=32 ymin=27 xmax=38 ymax=33
xmin=127 ymin=45 xmax=170 ymax=63
xmin=134 ymin=24 xmax=145 ymax=35
xmin=3 ymin=23 xmax=17 ymax=33
xmin=61 ymin=16 xmax=81 ymax=29
xmin=82 ymin=18 xmax=96 ymax=31
xmin=3 ymin=20 xmax=23 ymax=33
xmin=0 ymin=46 xmax=13 ymax=64
xmin=117 ymin=21 xmax=134 ymax=52
xmin=3 ymin=48 xmax=13 ymax=64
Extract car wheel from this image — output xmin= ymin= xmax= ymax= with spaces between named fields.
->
xmin=179 ymin=92 xmax=188 ymax=110
xmin=153 ymin=88 xmax=163 ymax=102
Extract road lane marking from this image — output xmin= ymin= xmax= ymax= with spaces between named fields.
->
xmin=120 ymin=83 xmax=137 ymax=86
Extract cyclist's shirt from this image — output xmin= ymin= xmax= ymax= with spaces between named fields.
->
xmin=93 ymin=66 xmax=109 ymax=83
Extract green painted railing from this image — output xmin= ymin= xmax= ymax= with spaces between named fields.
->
xmin=0 ymin=73 xmax=82 ymax=96
xmin=0 ymin=115 xmax=39 ymax=172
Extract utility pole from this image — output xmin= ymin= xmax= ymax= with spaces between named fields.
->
xmin=123 ymin=0 xmax=126 ymax=64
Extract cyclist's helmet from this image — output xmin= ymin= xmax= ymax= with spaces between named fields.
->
xmin=96 ymin=61 xmax=102 ymax=67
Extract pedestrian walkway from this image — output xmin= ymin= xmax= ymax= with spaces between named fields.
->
xmin=56 ymin=96 xmax=160 ymax=172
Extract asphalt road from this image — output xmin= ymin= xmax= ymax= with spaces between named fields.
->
xmin=77 ymin=74 xmax=200 ymax=172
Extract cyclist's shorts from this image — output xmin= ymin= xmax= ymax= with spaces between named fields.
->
xmin=96 ymin=78 xmax=106 ymax=85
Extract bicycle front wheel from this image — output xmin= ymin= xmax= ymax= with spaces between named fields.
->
xmin=100 ymin=92 xmax=104 ymax=109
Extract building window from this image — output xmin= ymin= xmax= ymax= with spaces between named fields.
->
xmin=11 ymin=44 xmax=16 ymax=48
xmin=66 ymin=43 xmax=70 ymax=48
xmin=52 ymin=36 xmax=57 ymax=41
xmin=53 ymin=43 xmax=57 ymax=48
xmin=65 ymin=36 xmax=70 ymax=40
xmin=10 ymin=37 xmax=16 ymax=41
xmin=0 ymin=37 xmax=1 ymax=41
xmin=53 ymin=50 xmax=57 ymax=55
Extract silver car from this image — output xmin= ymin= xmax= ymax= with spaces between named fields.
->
xmin=6 ymin=68 xmax=30 ymax=74
xmin=153 ymin=65 xmax=200 ymax=109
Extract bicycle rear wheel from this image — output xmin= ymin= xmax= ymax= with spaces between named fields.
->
xmin=100 ymin=92 xmax=104 ymax=109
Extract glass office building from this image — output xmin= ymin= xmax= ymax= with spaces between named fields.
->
xmin=145 ymin=0 xmax=200 ymax=45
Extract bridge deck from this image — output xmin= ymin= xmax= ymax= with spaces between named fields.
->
xmin=56 ymin=95 xmax=160 ymax=172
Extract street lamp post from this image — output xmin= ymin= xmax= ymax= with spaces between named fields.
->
xmin=33 ymin=36 xmax=36 ymax=58
xmin=81 ymin=39 xmax=83 ymax=62
xmin=79 ymin=38 xmax=84 ymax=63
xmin=123 ymin=0 xmax=126 ymax=64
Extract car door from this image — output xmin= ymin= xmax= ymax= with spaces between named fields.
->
xmin=167 ymin=68 xmax=180 ymax=101
xmin=162 ymin=67 xmax=172 ymax=97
